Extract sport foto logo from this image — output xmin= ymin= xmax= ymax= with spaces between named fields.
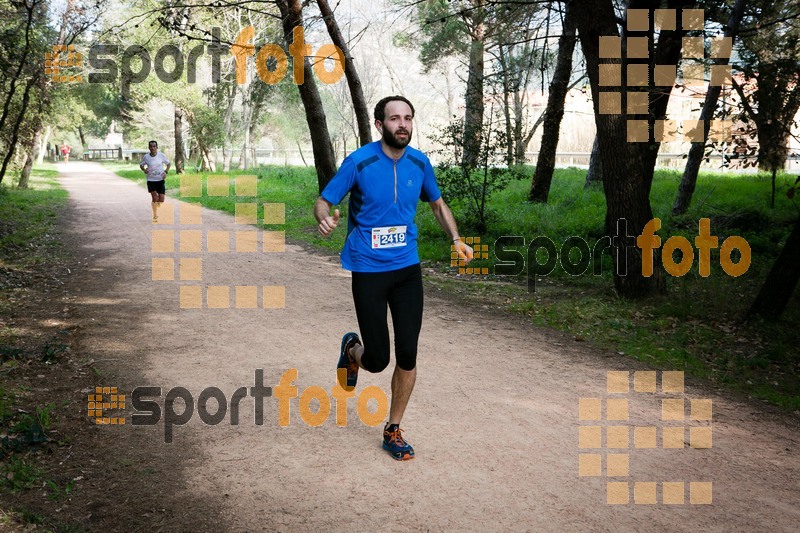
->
xmin=151 ymin=175 xmax=287 ymax=310
xmin=598 ymin=8 xmax=734 ymax=145
xmin=452 ymin=218 xmax=750 ymax=291
xmin=45 ymin=45 xmax=83 ymax=84
xmin=50 ymin=26 xmax=343 ymax=89
xmin=231 ymin=26 xmax=343 ymax=85
xmin=578 ymin=370 xmax=713 ymax=505
xmin=637 ymin=218 xmax=749 ymax=277
xmin=89 ymin=369 xmax=388 ymax=443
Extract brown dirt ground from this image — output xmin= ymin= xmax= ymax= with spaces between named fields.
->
xmin=2 ymin=161 xmax=800 ymax=531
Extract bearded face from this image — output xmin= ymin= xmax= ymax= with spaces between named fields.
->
xmin=378 ymin=100 xmax=414 ymax=150
xmin=382 ymin=124 xmax=412 ymax=149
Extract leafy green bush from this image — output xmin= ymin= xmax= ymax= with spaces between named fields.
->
xmin=431 ymin=118 xmax=525 ymax=233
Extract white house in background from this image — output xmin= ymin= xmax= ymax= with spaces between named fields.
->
xmin=104 ymin=121 xmax=123 ymax=148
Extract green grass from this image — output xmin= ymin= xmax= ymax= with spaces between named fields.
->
xmin=1 ymin=166 xmax=66 ymax=488
xmin=1 ymin=456 xmax=43 ymax=492
xmin=0 ymin=167 xmax=89 ymax=531
xmin=109 ymin=161 xmax=348 ymax=255
xmin=0 ymin=166 xmax=68 ymax=334
xmin=1 ymin=166 xmax=67 ymax=345
xmin=0 ymin=167 xmax=67 ymax=269
xmin=109 ymin=161 xmax=800 ymax=409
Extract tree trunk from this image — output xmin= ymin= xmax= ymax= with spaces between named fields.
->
xmin=239 ymin=124 xmax=250 ymax=170
xmin=575 ymin=0 xmax=666 ymax=298
xmin=748 ymin=217 xmax=800 ymax=319
xmin=296 ymin=139 xmax=308 ymax=167
xmin=239 ymin=138 xmax=248 ymax=170
xmin=250 ymin=119 xmax=258 ymax=166
xmin=0 ymin=1 xmax=35 ymax=146
xmin=516 ymin=110 xmax=545 ymax=165
xmin=77 ymin=125 xmax=86 ymax=150
xmin=238 ymin=95 xmax=252 ymax=170
xmin=770 ymin=168 xmax=776 ymax=209
xmin=276 ymin=0 xmax=338 ymax=192
xmin=0 ymin=1 xmax=39 ymax=185
xmin=174 ymin=106 xmax=186 ymax=174
xmin=18 ymin=129 xmax=40 ymax=189
xmin=673 ymin=0 xmax=747 ymax=215
xmin=444 ymin=65 xmax=456 ymax=117
xmin=512 ymin=91 xmax=524 ymax=165
xmin=529 ymin=1 xmax=576 ymax=203
xmin=57 ymin=0 xmax=74 ymax=44
xmin=497 ymin=45 xmax=514 ymax=167
xmin=37 ymin=124 xmax=51 ymax=165
xmin=585 ymin=134 xmax=603 ymax=187
xmin=201 ymin=147 xmax=215 ymax=172
xmin=21 ymin=1 xmax=72 ymax=177
xmin=221 ymin=84 xmax=236 ymax=172
xmin=462 ymin=2 xmax=485 ymax=169
xmin=19 ymin=152 xmax=34 ymax=189
xmin=0 ymin=75 xmax=38 ymax=184
xmin=757 ymin=117 xmax=796 ymax=175
xmin=247 ymin=86 xmax=268 ymax=169
xmin=316 ymin=0 xmax=371 ymax=147
xmin=628 ymin=0 xmax=688 ymax=197
xmin=730 ymin=60 xmax=800 ymax=182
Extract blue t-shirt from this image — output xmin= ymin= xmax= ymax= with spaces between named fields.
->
xmin=321 ymin=141 xmax=442 ymax=273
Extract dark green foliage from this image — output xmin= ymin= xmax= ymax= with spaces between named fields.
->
xmin=431 ymin=117 xmax=524 ymax=233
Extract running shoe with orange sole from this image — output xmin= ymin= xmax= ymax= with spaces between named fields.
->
xmin=337 ymin=332 xmax=361 ymax=391
xmin=383 ymin=424 xmax=415 ymax=460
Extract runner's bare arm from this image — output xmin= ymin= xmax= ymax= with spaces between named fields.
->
xmin=429 ymin=198 xmax=473 ymax=262
xmin=314 ymin=196 xmax=340 ymax=237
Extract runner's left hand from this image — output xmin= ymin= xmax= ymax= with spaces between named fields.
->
xmin=454 ymin=240 xmax=474 ymax=263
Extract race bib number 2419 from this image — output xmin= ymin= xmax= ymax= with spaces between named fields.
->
xmin=372 ymin=225 xmax=407 ymax=249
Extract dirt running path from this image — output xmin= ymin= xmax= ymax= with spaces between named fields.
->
xmin=57 ymin=162 xmax=799 ymax=531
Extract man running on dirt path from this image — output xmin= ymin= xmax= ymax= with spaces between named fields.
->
xmin=140 ymin=140 xmax=170 ymax=222
xmin=314 ymin=95 xmax=473 ymax=460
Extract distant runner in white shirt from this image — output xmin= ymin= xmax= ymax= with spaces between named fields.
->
xmin=139 ymin=140 xmax=170 ymax=222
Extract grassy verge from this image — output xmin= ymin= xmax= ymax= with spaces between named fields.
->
xmin=108 ymin=161 xmax=800 ymax=410
xmin=107 ymin=161 xmax=347 ymax=254
xmin=0 ymin=166 xmax=83 ymax=529
xmin=0 ymin=165 xmax=66 ymax=269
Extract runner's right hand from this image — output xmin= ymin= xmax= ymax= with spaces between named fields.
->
xmin=318 ymin=209 xmax=340 ymax=237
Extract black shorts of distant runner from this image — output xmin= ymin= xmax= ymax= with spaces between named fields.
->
xmin=147 ymin=180 xmax=166 ymax=194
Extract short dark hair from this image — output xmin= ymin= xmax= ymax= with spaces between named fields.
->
xmin=374 ymin=96 xmax=415 ymax=122
xmin=148 ymin=140 xmax=158 ymax=146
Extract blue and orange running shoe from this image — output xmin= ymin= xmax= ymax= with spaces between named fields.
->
xmin=383 ymin=424 xmax=415 ymax=461
xmin=337 ymin=332 xmax=361 ymax=391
